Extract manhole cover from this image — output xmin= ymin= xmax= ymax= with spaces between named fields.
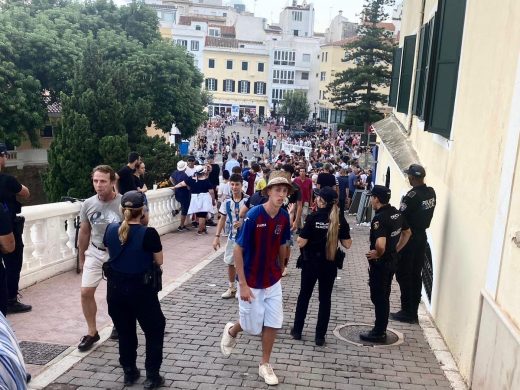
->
xmin=19 ymin=341 xmax=69 ymax=365
xmin=44 ymin=385 xmax=79 ymax=390
xmin=333 ymin=323 xmax=403 ymax=347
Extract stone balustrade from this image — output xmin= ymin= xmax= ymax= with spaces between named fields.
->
xmin=19 ymin=188 xmax=180 ymax=289
xmin=281 ymin=142 xmax=312 ymax=158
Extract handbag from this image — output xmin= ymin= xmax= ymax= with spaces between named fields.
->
xmin=143 ymin=264 xmax=163 ymax=293
xmin=335 ymin=248 xmax=346 ymax=270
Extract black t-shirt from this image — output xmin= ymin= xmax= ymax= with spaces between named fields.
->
xmin=103 ymin=226 xmax=162 ymax=253
xmin=299 ymin=208 xmax=350 ymax=261
xmin=133 ymin=175 xmax=145 ymax=190
xmin=246 ymin=190 xmax=268 ymax=208
xmin=399 ymin=184 xmax=436 ymax=233
xmin=117 ymin=165 xmax=137 ymax=195
xmin=208 ymin=164 xmax=220 ymax=186
xmin=317 ymin=172 xmax=336 ymax=188
xmin=0 ymin=207 xmax=13 ymax=235
xmin=185 ymin=177 xmax=213 ymax=194
xmin=370 ymin=204 xmax=409 ymax=257
xmin=287 ymin=183 xmax=301 ymax=205
xmin=0 ymin=173 xmax=23 ymax=218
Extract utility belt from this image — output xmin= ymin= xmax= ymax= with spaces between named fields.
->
xmin=103 ymin=262 xmax=162 ymax=293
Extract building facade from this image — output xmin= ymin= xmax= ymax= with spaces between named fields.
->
xmin=376 ymin=0 xmax=520 ymax=388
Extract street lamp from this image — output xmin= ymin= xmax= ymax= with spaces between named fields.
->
xmin=313 ymin=102 xmax=318 ymax=131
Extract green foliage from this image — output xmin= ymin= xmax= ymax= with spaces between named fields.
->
xmin=135 ymin=135 xmax=180 ymax=187
xmin=279 ymin=91 xmax=310 ymax=126
xmin=327 ymin=0 xmax=395 ymax=129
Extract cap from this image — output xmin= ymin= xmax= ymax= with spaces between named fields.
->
xmin=194 ymin=165 xmax=206 ymax=175
xmin=177 ymin=161 xmax=187 ymax=171
xmin=367 ymin=185 xmax=391 ymax=204
xmin=263 ymin=171 xmax=294 ymax=195
xmin=313 ymin=186 xmax=338 ymax=204
xmin=0 ymin=143 xmax=7 ymax=155
xmin=121 ymin=190 xmax=145 ymax=209
xmin=404 ymin=164 xmax=426 ymax=177
xmin=187 ymin=155 xmax=196 ymax=162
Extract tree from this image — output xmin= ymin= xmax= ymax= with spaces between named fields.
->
xmin=327 ymin=0 xmax=395 ymax=131
xmin=279 ymin=91 xmax=310 ymax=127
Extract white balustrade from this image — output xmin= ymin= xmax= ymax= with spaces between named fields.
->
xmin=19 ymin=188 xmax=181 ymax=289
xmin=281 ymin=142 xmax=312 ymax=158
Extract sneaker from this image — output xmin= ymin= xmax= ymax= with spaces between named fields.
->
xmin=220 ymin=322 xmax=237 ymax=357
xmin=143 ymin=374 xmax=165 ymax=389
xmin=282 ymin=268 xmax=288 ymax=277
xmin=206 ymin=219 xmax=217 ymax=227
xmin=359 ymin=329 xmax=387 ymax=343
xmin=123 ymin=366 xmax=140 ymax=386
xmin=197 ymin=230 xmax=204 ymax=236
xmin=109 ymin=327 xmax=118 ymax=340
xmin=315 ymin=337 xmax=325 ymax=346
xmin=191 ymin=221 xmax=199 ymax=228
xmin=221 ymin=287 xmax=237 ymax=299
xmin=6 ymin=298 xmax=32 ymax=314
xmin=390 ymin=310 xmax=418 ymax=324
xmin=77 ymin=332 xmax=100 ymax=352
xmin=290 ymin=328 xmax=301 ymax=340
xmin=177 ymin=226 xmax=185 ymax=232
xmin=258 ymin=363 xmax=279 ymax=385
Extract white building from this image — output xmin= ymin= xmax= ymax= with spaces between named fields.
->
xmin=324 ymin=10 xmax=357 ymax=43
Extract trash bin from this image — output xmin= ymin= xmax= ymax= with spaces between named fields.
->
xmin=179 ymin=141 xmax=190 ymax=156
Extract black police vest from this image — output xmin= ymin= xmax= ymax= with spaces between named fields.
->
xmin=105 ymin=223 xmax=153 ymax=274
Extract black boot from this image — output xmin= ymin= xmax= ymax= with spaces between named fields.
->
xmin=143 ymin=372 xmax=165 ymax=389
xmin=6 ymin=298 xmax=32 ymax=314
xmin=123 ymin=366 xmax=140 ymax=386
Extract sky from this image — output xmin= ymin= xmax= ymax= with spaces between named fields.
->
xmin=237 ymin=0 xmax=367 ymax=32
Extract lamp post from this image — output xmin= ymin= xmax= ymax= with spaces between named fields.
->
xmin=313 ymin=102 xmax=318 ymax=131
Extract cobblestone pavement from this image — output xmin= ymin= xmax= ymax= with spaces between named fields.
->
xmin=46 ymin=221 xmax=452 ymax=390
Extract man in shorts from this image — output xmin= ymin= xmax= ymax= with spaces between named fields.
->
xmin=77 ymin=165 xmax=122 ymax=352
xmin=220 ymin=171 xmax=292 ymax=386
xmin=212 ymin=174 xmax=248 ymax=299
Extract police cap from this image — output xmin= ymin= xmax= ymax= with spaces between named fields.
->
xmin=367 ymin=185 xmax=391 ymax=204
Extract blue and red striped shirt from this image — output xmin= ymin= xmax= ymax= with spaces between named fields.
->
xmin=235 ymin=204 xmax=291 ymax=289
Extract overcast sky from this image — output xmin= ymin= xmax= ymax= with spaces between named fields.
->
xmin=237 ymin=0 xmax=367 ymax=32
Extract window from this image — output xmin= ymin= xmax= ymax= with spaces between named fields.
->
xmin=195 ymin=25 xmax=201 ymax=31
xmin=388 ymin=48 xmax=402 ymax=107
xmin=205 ymin=78 xmax=217 ymax=91
xmin=301 ymin=72 xmax=309 ymax=80
xmin=176 ymin=39 xmax=188 ymax=48
xmin=325 ymin=52 xmax=328 ymax=62
xmin=412 ymin=19 xmax=434 ymax=118
xmin=396 ymin=34 xmax=416 ymax=113
xmin=190 ymin=40 xmax=199 ymax=51
xmin=274 ymin=50 xmax=296 ymax=66
xmin=254 ymin=82 xmax=266 ymax=95
xmin=424 ymin=0 xmax=467 ymax=138
xmin=223 ymin=79 xmax=235 ymax=92
xmin=292 ymin=11 xmax=302 ymax=21
xmin=258 ymin=62 xmax=264 ymax=72
xmin=320 ymin=72 xmax=326 ymax=81
xmin=209 ymin=28 xmax=220 ymax=37
xmin=242 ymin=61 xmax=248 ymax=71
xmin=226 ymin=60 xmax=233 ymax=70
xmin=294 ymin=30 xmax=299 ymax=36
xmin=40 ymin=125 xmax=54 ymax=138
xmin=208 ymin=58 xmax=215 ymax=68
xmin=272 ymin=88 xmax=289 ymax=102
xmin=302 ymin=53 xmax=310 ymax=62
xmin=238 ymin=80 xmax=250 ymax=93
xmin=272 ymin=70 xmax=295 ymax=84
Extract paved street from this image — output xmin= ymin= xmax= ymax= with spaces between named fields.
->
xmin=45 ymin=220 xmax=453 ymax=390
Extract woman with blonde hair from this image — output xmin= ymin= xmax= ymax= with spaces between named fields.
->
xmin=103 ymin=191 xmax=165 ymax=389
xmin=291 ymin=186 xmax=352 ymax=346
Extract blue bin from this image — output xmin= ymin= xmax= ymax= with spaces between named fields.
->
xmin=179 ymin=141 xmax=190 ymax=156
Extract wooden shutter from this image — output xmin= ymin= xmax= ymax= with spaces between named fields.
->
xmin=214 ymin=79 xmax=218 ymax=91
xmin=388 ymin=48 xmax=402 ymax=107
xmin=412 ymin=23 xmax=430 ymax=117
xmin=396 ymin=35 xmax=416 ymax=113
xmin=246 ymin=81 xmax=251 ymax=94
xmin=425 ymin=0 xmax=467 ymax=138
xmin=231 ymin=80 xmax=235 ymax=92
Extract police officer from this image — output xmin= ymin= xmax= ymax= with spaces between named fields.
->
xmin=360 ymin=185 xmax=411 ymax=343
xmin=391 ymin=164 xmax=436 ymax=323
xmin=103 ymin=191 xmax=165 ymax=389
xmin=291 ymin=187 xmax=352 ymax=346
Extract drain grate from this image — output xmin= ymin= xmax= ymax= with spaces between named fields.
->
xmin=333 ymin=323 xmax=403 ymax=347
xmin=19 ymin=341 xmax=69 ymax=365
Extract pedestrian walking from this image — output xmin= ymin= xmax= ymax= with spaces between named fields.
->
xmin=361 ymin=185 xmax=410 ymax=343
xmin=0 ymin=143 xmax=31 ymax=314
xmin=392 ymin=164 xmax=436 ymax=323
xmin=170 ymin=161 xmax=191 ymax=231
xmin=291 ymin=187 xmax=352 ymax=346
xmin=103 ymin=191 xmax=165 ymax=388
xmin=78 ymin=165 xmax=122 ymax=351
xmin=220 ymin=171 xmax=292 ymax=386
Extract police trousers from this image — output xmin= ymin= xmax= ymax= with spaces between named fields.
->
xmin=395 ymin=233 xmax=426 ymax=316
xmin=368 ymin=257 xmax=396 ymax=334
xmin=293 ymin=259 xmax=337 ymax=339
xmin=4 ymin=227 xmax=24 ymax=300
xmin=107 ymin=272 xmax=165 ymax=373
xmin=0 ymin=260 xmax=6 ymax=316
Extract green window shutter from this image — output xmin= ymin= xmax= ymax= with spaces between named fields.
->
xmin=397 ymin=34 xmax=416 ymax=113
xmin=425 ymin=0 xmax=467 ymax=138
xmin=388 ymin=48 xmax=402 ymax=107
xmin=412 ymin=22 xmax=431 ymax=118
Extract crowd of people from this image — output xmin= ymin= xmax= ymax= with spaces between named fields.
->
xmin=0 ymin=116 xmax=436 ymax=387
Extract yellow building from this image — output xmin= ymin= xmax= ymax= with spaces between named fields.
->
xmin=203 ymin=33 xmax=269 ymax=118
xmin=375 ymin=0 xmax=520 ymax=388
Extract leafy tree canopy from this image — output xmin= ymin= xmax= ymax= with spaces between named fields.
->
xmin=279 ymin=91 xmax=310 ymax=127
xmin=327 ymin=0 xmax=395 ymax=129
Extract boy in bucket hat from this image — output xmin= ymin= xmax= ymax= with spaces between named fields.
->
xmin=220 ymin=171 xmax=292 ymax=385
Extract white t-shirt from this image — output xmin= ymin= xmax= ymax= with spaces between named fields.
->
xmin=218 ymin=194 xmax=249 ymax=239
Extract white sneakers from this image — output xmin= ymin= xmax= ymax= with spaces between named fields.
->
xmin=220 ymin=322 xmax=237 ymax=357
xmin=282 ymin=268 xmax=288 ymax=277
xmin=259 ymin=363 xmax=279 ymax=385
xmin=221 ymin=287 xmax=237 ymax=299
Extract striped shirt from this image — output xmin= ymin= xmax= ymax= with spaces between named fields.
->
xmin=0 ymin=313 xmax=27 ymax=390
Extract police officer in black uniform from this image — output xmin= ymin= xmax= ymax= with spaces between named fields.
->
xmin=391 ymin=164 xmax=436 ymax=323
xmin=291 ymin=187 xmax=352 ymax=346
xmin=103 ymin=191 xmax=165 ymax=389
xmin=360 ymin=185 xmax=411 ymax=343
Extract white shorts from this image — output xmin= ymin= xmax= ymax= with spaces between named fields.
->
xmin=81 ymin=245 xmax=109 ymax=288
xmin=238 ymin=281 xmax=283 ymax=335
xmin=223 ymin=238 xmax=236 ymax=266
